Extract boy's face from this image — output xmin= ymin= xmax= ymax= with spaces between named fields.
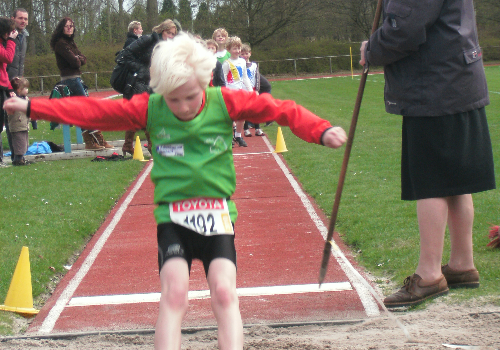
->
xmin=164 ymin=76 xmax=204 ymax=122
xmin=214 ymin=32 xmax=227 ymax=48
xmin=240 ymin=50 xmax=251 ymax=62
xmin=229 ymin=45 xmax=241 ymax=59
xmin=18 ymin=87 xmax=28 ymax=96
xmin=207 ymin=44 xmax=217 ymax=54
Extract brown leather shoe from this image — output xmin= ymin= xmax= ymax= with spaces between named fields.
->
xmin=384 ymin=274 xmax=449 ymax=308
xmin=442 ymin=264 xmax=479 ymax=289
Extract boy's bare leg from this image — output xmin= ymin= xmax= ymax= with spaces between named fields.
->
xmin=415 ymin=197 xmax=448 ymax=282
xmin=155 ymin=258 xmax=190 ymax=350
xmin=446 ymin=194 xmax=475 ymax=271
xmin=207 ymin=258 xmax=243 ymax=350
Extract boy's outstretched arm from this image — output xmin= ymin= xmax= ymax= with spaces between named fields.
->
xmin=222 ymin=88 xmax=347 ymax=148
xmin=4 ymin=93 xmax=149 ymax=131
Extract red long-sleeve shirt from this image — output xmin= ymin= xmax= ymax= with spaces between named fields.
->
xmin=0 ymin=38 xmax=15 ymax=90
xmin=29 ymin=88 xmax=332 ymax=144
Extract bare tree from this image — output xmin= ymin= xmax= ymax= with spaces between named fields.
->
xmin=146 ymin=0 xmax=159 ymax=31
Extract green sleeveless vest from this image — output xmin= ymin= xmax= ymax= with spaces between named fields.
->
xmin=147 ymin=88 xmax=238 ymax=224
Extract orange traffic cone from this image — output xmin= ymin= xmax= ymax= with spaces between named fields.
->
xmin=0 ymin=246 xmax=39 ymax=316
xmin=274 ymin=127 xmax=288 ymax=153
xmin=133 ymin=136 xmax=147 ymax=161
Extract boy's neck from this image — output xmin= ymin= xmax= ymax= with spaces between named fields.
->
xmin=230 ymin=55 xmax=239 ymax=60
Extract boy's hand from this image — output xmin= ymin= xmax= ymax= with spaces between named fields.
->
xmin=322 ymin=127 xmax=347 ymax=149
xmin=3 ymin=97 xmax=28 ymax=115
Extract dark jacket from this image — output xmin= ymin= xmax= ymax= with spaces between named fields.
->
xmin=212 ymin=61 xmax=225 ymax=87
xmin=7 ymin=28 xmax=28 ymax=79
xmin=54 ymin=36 xmax=87 ymax=77
xmin=123 ymin=32 xmax=139 ymax=49
xmin=122 ymin=32 xmax=160 ymax=85
xmin=365 ymin=0 xmax=489 ymax=116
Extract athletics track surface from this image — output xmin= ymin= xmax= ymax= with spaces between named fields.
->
xmin=26 ymin=86 xmax=382 ymax=336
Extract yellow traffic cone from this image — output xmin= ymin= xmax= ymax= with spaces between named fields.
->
xmin=0 ymin=246 xmax=39 ymax=316
xmin=133 ymin=135 xmax=146 ymax=161
xmin=274 ymin=127 xmax=288 ymax=153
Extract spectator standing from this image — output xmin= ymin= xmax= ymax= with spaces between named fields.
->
xmin=0 ymin=17 xmax=16 ymax=168
xmin=123 ymin=21 xmax=143 ymax=49
xmin=212 ymin=28 xmax=230 ymax=63
xmin=205 ymin=39 xmax=225 ymax=87
xmin=240 ymin=43 xmax=265 ymax=137
xmin=50 ymin=17 xmax=112 ymax=150
xmin=6 ymin=8 xmax=28 ymax=80
xmin=7 ymin=77 xmax=31 ymax=165
xmin=120 ymin=19 xmax=177 ymax=156
xmin=7 ymin=8 xmax=35 ymax=131
xmin=222 ymin=36 xmax=252 ymax=147
xmin=359 ymin=0 xmax=495 ymax=308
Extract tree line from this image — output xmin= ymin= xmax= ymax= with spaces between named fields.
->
xmin=2 ymin=0 xmax=499 ymax=57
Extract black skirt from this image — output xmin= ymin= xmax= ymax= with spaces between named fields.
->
xmin=401 ymin=107 xmax=496 ymax=200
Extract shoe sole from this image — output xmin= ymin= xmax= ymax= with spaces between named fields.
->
xmin=384 ymin=289 xmax=449 ymax=308
xmin=447 ymin=282 xmax=479 ymax=289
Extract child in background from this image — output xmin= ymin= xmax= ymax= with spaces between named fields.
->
xmin=205 ymin=39 xmax=225 ymax=87
xmin=240 ymin=43 xmax=265 ymax=137
xmin=7 ymin=77 xmax=32 ymax=166
xmin=222 ymin=36 xmax=253 ymax=147
xmin=212 ymin=28 xmax=230 ymax=63
xmin=4 ymin=33 xmax=347 ymax=349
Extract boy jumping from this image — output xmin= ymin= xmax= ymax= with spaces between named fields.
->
xmin=4 ymin=33 xmax=347 ymax=350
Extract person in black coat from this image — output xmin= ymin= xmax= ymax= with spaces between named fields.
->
xmin=123 ymin=21 xmax=143 ymax=49
xmin=120 ymin=19 xmax=178 ymax=156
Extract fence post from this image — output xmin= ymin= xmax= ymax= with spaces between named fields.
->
xmin=329 ymin=57 xmax=332 ymax=74
xmin=293 ymin=59 xmax=297 ymax=76
xmin=95 ymin=73 xmax=98 ymax=91
xmin=40 ymin=77 xmax=44 ymax=95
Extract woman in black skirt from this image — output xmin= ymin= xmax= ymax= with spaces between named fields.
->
xmin=360 ymin=0 xmax=495 ymax=308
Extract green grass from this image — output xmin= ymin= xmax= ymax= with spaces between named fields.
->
xmin=1 ymin=67 xmax=499 ymax=335
xmin=0 ymin=157 xmax=145 ymax=335
xmin=1 ymin=119 xmax=147 ymax=152
xmin=267 ymin=66 xmax=500 ymax=301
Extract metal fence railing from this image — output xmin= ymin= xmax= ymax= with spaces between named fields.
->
xmin=25 ymin=45 xmax=500 ymax=94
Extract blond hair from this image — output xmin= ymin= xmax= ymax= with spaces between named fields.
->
xmin=212 ymin=28 xmax=228 ymax=41
xmin=225 ymin=36 xmax=242 ymax=50
xmin=150 ymin=33 xmax=216 ymax=96
xmin=128 ymin=21 xmax=141 ymax=33
xmin=152 ymin=19 xmax=177 ymax=35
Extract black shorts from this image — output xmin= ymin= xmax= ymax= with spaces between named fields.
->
xmin=157 ymin=222 xmax=237 ymax=275
xmin=401 ymin=107 xmax=496 ymax=200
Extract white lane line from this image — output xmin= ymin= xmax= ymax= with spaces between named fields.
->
xmin=38 ymin=161 xmax=154 ymax=334
xmin=262 ymin=136 xmax=380 ymax=317
xmin=67 ymin=282 xmax=352 ymax=307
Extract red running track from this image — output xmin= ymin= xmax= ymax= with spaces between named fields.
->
xmin=26 ymin=131 xmax=380 ymax=335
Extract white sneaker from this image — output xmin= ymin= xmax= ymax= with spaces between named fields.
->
xmin=244 ymin=129 xmax=252 ymax=137
xmin=255 ymin=129 xmax=265 ymax=136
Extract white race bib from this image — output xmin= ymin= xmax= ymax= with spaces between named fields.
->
xmin=169 ymin=198 xmax=234 ymax=235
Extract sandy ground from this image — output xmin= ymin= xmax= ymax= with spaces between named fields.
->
xmin=2 ymin=300 xmax=499 ymax=350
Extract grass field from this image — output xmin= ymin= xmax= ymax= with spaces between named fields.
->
xmin=0 ymin=66 xmax=499 ymax=335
